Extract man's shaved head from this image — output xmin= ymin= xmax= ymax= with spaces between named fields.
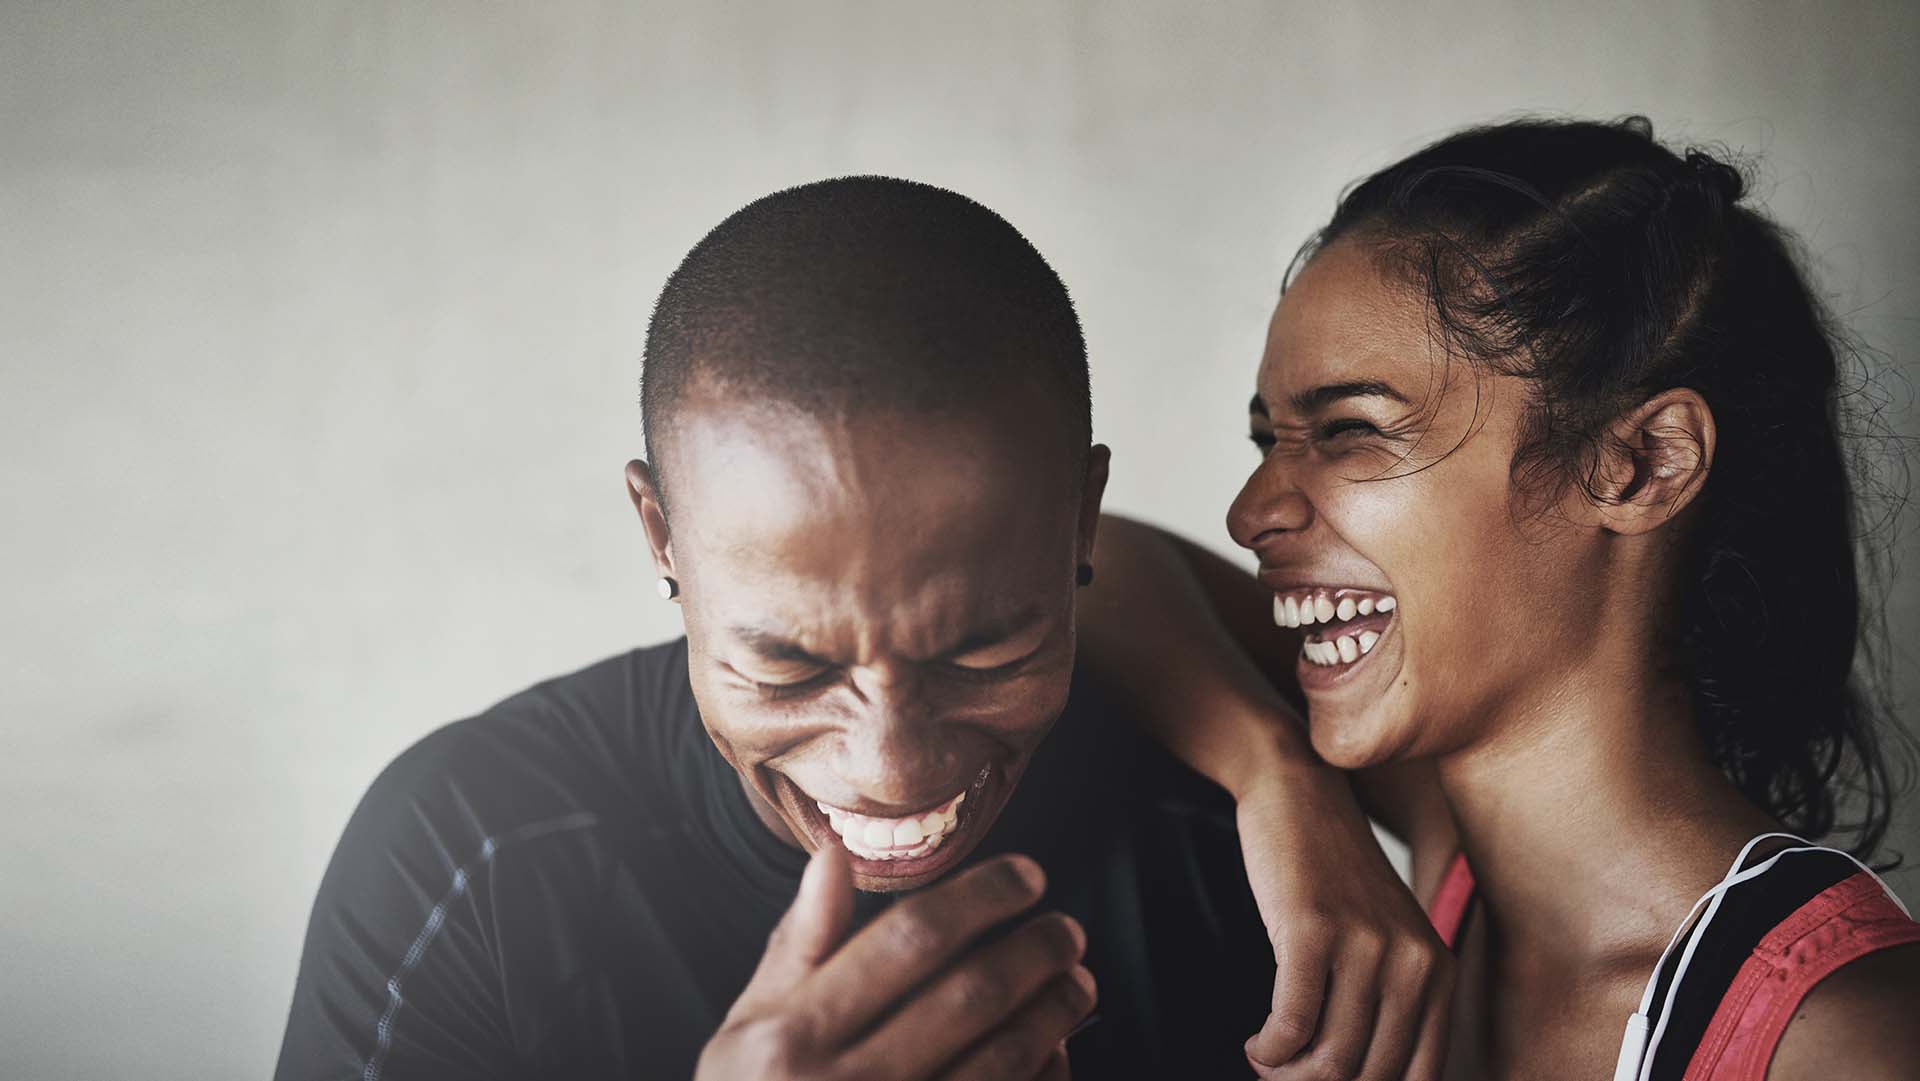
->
xmin=640 ymin=176 xmax=1090 ymax=504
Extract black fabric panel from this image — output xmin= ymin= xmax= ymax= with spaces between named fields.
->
xmin=1644 ymin=847 xmax=1859 ymax=1080
xmin=275 ymin=640 xmax=1277 ymax=1080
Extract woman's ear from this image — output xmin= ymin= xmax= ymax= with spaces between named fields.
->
xmin=624 ymin=460 xmax=676 ymax=578
xmin=1587 ymin=389 xmax=1716 ymax=536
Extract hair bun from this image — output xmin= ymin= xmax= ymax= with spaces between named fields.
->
xmin=1684 ymin=148 xmax=1745 ymax=203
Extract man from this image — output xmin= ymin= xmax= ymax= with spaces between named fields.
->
xmin=274 ymin=177 xmax=1440 ymax=1080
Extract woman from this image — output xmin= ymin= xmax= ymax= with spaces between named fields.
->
xmin=1212 ymin=116 xmax=1918 ymax=1078
xmin=1228 ymin=114 xmax=1920 ymax=1075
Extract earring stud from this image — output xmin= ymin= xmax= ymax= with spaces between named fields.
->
xmin=656 ymin=576 xmax=680 ymax=601
xmin=1075 ymin=564 xmax=1095 ymax=587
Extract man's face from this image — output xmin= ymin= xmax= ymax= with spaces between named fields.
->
xmin=637 ymin=388 xmax=1105 ymax=892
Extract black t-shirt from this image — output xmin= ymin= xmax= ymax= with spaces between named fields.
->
xmin=274 ymin=639 xmax=1273 ymax=1080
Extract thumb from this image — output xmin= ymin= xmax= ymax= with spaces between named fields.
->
xmin=745 ymin=843 xmax=854 ymax=998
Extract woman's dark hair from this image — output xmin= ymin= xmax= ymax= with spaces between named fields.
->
xmin=1296 ymin=116 xmax=1906 ymax=858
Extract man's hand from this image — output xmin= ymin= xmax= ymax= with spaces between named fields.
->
xmin=1236 ymin=767 xmax=1453 ymax=1081
xmin=695 ymin=846 xmax=1095 ymax=1081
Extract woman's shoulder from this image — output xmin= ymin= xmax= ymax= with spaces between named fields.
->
xmin=1765 ymin=940 xmax=1920 ymax=1080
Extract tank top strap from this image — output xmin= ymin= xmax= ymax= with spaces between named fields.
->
xmin=1681 ymin=870 xmax=1920 ymax=1081
xmin=1428 ymin=851 xmax=1477 ymax=950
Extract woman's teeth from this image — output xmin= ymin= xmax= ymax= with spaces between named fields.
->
xmin=1273 ymin=588 xmax=1396 ymax=628
xmin=1274 ymin=588 xmax=1395 ymax=669
xmin=817 ymin=790 xmax=966 ymax=861
xmin=1301 ymin=630 xmax=1382 ymax=666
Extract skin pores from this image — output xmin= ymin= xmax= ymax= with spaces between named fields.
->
xmin=1228 ymin=238 xmax=1615 ymax=771
xmin=643 ymin=389 xmax=1105 ymax=892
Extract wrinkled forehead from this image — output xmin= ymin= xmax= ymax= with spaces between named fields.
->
xmin=1260 ymin=240 xmax=1442 ymax=408
xmin=665 ymin=392 xmax=1080 ymax=657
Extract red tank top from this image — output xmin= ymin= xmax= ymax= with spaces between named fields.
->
xmin=1426 ymin=852 xmax=1920 ymax=1080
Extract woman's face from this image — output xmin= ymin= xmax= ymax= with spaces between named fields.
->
xmin=1227 ymin=238 xmax=1610 ymax=769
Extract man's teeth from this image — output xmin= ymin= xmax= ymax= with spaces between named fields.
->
xmin=817 ymin=790 xmax=967 ymax=861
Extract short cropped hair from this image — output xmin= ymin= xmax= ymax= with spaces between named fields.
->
xmin=640 ymin=176 xmax=1089 ymax=501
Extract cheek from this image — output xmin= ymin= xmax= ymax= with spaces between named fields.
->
xmin=683 ymin=667 xmax=759 ymax=765
xmin=683 ymin=645 xmax=825 ymax=768
xmin=938 ymin=664 xmax=1074 ymax=745
xmin=1313 ymin=459 xmax=1539 ymax=742
xmin=1312 ymin=465 xmax=1484 ymax=591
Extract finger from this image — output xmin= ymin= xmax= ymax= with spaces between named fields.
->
xmin=1401 ymin=962 xmax=1454 ymax=1081
xmin=1245 ymin=919 xmax=1333 ymax=1067
xmin=739 ymin=844 xmax=854 ymax=1004
xmin=1271 ymin=934 xmax=1381 ymax=1081
xmin=804 ymin=854 xmax=1048 ymax=1040
xmin=1352 ymin=945 xmax=1436 ymax=1081
xmin=1032 ymin=1043 xmax=1071 ymax=1081
xmin=843 ymin=912 xmax=1087 ymax=1079
xmin=930 ymin=966 xmax=1097 ymax=1081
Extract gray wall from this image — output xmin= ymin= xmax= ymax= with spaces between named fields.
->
xmin=4 ymin=3 xmax=1916 ymax=1077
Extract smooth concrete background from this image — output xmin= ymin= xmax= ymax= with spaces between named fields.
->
xmin=4 ymin=3 xmax=1916 ymax=1077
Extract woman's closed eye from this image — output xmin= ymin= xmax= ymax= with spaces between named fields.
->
xmin=1249 ymin=420 xmax=1380 ymax=454
xmin=1317 ymin=417 xmax=1381 ymax=441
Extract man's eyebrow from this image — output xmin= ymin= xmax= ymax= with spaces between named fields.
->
xmin=938 ymin=609 xmax=1047 ymax=658
xmin=729 ymin=611 xmax=1046 ymax=665
xmin=729 ymin=626 xmax=833 ymax=666
xmin=1286 ymin=380 xmax=1410 ymax=415
xmin=1249 ymin=394 xmax=1270 ymax=418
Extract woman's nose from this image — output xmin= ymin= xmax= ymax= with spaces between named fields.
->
xmin=1227 ymin=457 xmax=1315 ymax=552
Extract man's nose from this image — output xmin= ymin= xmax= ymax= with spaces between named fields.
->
xmin=839 ymin=666 xmax=957 ymax=806
xmin=1227 ymin=454 xmax=1316 ymax=553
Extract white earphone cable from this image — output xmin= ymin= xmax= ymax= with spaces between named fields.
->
xmin=1613 ymin=832 xmax=1910 ymax=1081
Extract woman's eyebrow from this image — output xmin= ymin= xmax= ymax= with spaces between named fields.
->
xmin=1285 ymin=380 xmax=1410 ymax=414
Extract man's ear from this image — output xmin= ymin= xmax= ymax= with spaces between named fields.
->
xmin=1075 ymin=444 xmax=1112 ymax=567
xmin=624 ymin=460 xmax=676 ymax=580
xmin=1586 ymin=389 xmax=1716 ymax=536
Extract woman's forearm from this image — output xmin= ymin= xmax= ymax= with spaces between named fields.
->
xmin=1076 ymin=514 xmax=1313 ymax=796
xmin=1078 ymin=513 xmax=1452 ymax=850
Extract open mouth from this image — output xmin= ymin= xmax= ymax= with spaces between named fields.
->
xmin=1274 ymin=587 xmax=1397 ymax=671
xmin=793 ymin=764 xmax=996 ymax=879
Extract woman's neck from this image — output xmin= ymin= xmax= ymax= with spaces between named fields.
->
xmin=1434 ymin=659 xmax=1779 ymax=970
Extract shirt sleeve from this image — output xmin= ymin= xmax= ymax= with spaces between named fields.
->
xmin=273 ymin=728 xmax=519 ymax=1081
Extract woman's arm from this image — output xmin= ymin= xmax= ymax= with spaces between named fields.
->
xmin=1078 ymin=515 xmax=1458 ymax=859
xmin=1766 ymin=944 xmax=1920 ymax=1080
xmin=1074 ymin=513 xmax=1311 ymax=798
xmin=1077 ymin=513 xmax=1456 ymax=1080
